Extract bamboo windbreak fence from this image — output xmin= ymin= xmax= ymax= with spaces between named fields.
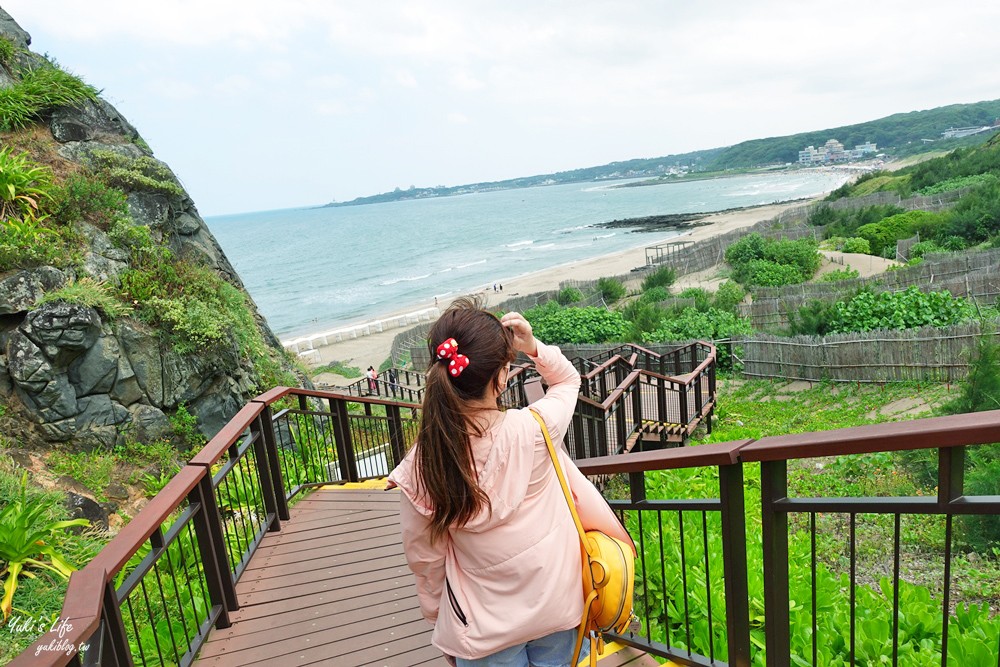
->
xmin=742 ymin=249 xmax=1000 ymax=330
xmin=736 ymin=320 xmax=1000 ymax=383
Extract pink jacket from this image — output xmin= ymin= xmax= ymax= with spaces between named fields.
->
xmin=387 ymin=342 xmax=634 ymax=660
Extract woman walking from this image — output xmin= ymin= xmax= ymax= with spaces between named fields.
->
xmin=388 ymin=298 xmax=632 ymax=666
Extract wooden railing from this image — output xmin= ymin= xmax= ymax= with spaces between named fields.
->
xmin=13 ymin=384 xmax=1000 ymax=666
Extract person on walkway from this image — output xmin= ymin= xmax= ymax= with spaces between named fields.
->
xmin=387 ymin=298 xmax=632 ymax=667
xmin=366 ymin=365 xmax=377 ymax=393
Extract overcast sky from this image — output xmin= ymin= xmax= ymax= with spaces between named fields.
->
xmin=4 ymin=1 xmax=999 ymax=216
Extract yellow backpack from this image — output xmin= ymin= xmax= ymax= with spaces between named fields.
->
xmin=531 ymin=410 xmax=636 ymax=667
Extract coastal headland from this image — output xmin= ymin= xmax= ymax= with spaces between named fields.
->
xmin=299 ymin=199 xmax=815 ymax=386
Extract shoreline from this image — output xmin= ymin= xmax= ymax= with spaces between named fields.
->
xmin=293 ymin=198 xmax=820 ymax=379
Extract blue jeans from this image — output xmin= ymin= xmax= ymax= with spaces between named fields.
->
xmin=455 ymin=628 xmax=587 ymax=667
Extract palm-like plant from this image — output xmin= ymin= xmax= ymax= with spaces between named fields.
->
xmin=0 ymin=471 xmax=89 ymax=624
xmin=0 ymin=147 xmax=53 ymax=222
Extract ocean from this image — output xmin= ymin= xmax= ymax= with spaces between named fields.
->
xmin=206 ymin=170 xmax=847 ymax=340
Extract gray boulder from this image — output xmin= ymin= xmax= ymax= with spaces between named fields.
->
xmin=0 ymin=8 xmax=31 ymax=49
xmin=22 ymin=302 xmax=102 ymax=365
xmin=69 ymin=330 xmax=125 ymax=397
xmin=65 ymin=491 xmax=112 ymax=532
xmin=0 ymin=267 xmax=68 ymax=315
xmin=127 ymin=191 xmax=172 ymax=230
xmin=0 ymin=353 xmax=11 ymax=396
xmin=49 ymin=98 xmax=141 ymax=144
xmin=6 ymin=331 xmax=78 ymax=423
xmin=76 ymin=224 xmax=129 ymax=283
xmin=127 ymin=403 xmax=174 ymax=443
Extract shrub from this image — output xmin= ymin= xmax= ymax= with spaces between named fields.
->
xmin=641 ymin=266 xmax=677 ymax=291
xmin=727 ymin=234 xmax=820 ymax=287
xmin=734 ymin=259 xmax=804 ymax=288
xmin=712 ymin=281 xmax=745 ymax=313
xmin=856 ymin=210 xmax=947 ymax=257
xmin=621 ymin=300 xmax=666 ymax=342
xmin=817 ymin=267 xmax=860 ymax=282
xmin=841 ymin=237 xmax=870 ymax=254
xmin=788 ymin=299 xmax=840 ymax=336
xmin=170 ymin=403 xmax=206 ymax=451
xmin=724 ymin=233 xmax=765 ymax=266
xmin=644 ymin=307 xmax=752 ymax=369
xmin=86 ymin=149 xmax=184 ymax=197
xmin=676 ymin=287 xmax=712 ymax=312
xmin=828 ymin=287 xmax=975 ymax=334
xmin=596 ymin=277 xmax=626 ymax=304
xmin=763 ymin=238 xmax=821 ymax=278
xmin=47 ymin=172 xmax=128 ymax=228
xmin=908 ymin=240 xmax=943 ymax=259
xmin=0 ymin=60 xmax=98 ymax=131
xmin=0 ymin=217 xmax=73 ymax=272
xmin=640 ymin=286 xmax=671 ymax=303
xmin=524 ymin=302 xmax=628 ymax=344
xmin=916 ymin=173 xmax=999 ymax=196
xmin=556 ymin=286 xmax=583 ymax=305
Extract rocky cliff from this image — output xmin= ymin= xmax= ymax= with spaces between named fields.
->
xmin=0 ymin=7 xmax=297 ymax=451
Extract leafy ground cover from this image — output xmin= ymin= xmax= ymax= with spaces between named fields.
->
xmin=629 ymin=378 xmax=1000 ymax=665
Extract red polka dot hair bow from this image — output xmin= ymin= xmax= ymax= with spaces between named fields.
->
xmin=436 ymin=337 xmax=470 ymax=378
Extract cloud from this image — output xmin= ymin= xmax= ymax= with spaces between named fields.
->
xmin=148 ymin=77 xmax=198 ymax=101
xmin=447 ymin=112 xmax=470 ymax=124
xmin=394 ymin=69 xmax=418 ymax=88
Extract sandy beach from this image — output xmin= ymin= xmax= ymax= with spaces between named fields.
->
xmin=300 ymin=199 xmax=815 ymax=385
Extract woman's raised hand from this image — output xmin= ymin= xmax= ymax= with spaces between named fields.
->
xmin=500 ymin=312 xmax=538 ymax=357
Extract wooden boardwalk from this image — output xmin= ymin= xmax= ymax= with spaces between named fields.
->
xmin=194 ymin=486 xmax=660 ymax=666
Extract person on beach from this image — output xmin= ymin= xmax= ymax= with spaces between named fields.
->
xmin=387 ymin=298 xmax=632 ymax=666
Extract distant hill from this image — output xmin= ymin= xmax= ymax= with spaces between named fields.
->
xmin=707 ymin=99 xmax=1000 ymax=169
xmin=326 ymin=98 xmax=1000 ymax=207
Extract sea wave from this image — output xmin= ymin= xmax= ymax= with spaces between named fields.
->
xmin=551 ymin=225 xmax=589 ymax=234
xmin=456 ymin=259 xmax=488 ymax=269
xmin=504 ymin=240 xmax=534 ymax=248
xmin=592 ymin=233 xmax=616 ymax=240
xmin=380 ymin=273 xmax=431 ymax=286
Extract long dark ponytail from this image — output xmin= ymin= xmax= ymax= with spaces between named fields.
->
xmin=414 ymin=298 xmax=515 ymax=543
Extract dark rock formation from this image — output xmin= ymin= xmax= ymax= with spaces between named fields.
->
xmin=0 ymin=10 xmax=294 ymax=448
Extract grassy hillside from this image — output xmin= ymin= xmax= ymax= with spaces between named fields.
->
xmin=708 ymin=99 xmax=1000 ymax=169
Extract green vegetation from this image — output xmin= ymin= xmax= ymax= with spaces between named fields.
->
xmin=38 ymin=277 xmax=130 ymax=319
xmin=524 ymin=302 xmax=628 ymax=344
xmin=0 ymin=36 xmax=17 ymax=68
xmin=789 ymin=288 xmax=976 ymax=337
xmin=556 ymin=286 xmax=583 ymax=305
xmin=48 ymin=171 xmax=130 ymax=228
xmin=641 ymin=266 xmax=677 ymax=291
xmin=829 ymin=287 xmax=975 ymax=334
xmin=631 ymin=378 xmax=1000 ymax=665
xmin=709 ymin=99 xmax=1000 ymax=170
xmin=596 ymin=277 xmax=626 ymax=304
xmin=817 ymin=266 xmax=861 ymax=282
xmin=86 ymin=149 xmax=184 ymax=197
xmin=855 ymin=210 xmax=948 ymax=257
xmin=916 ymin=173 xmax=999 ymax=196
xmin=312 ymin=360 xmax=364 ymax=378
xmin=0 ymin=59 xmax=98 ymax=132
xmin=0 ymin=468 xmax=89 ymax=625
xmin=725 ymin=233 xmax=821 ymax=287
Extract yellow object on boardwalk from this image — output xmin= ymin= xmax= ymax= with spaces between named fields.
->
xmin=576 ymin=641 xmax=680 ymax=665
xmin=320 ymin=478 xmax=389 ymax=490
